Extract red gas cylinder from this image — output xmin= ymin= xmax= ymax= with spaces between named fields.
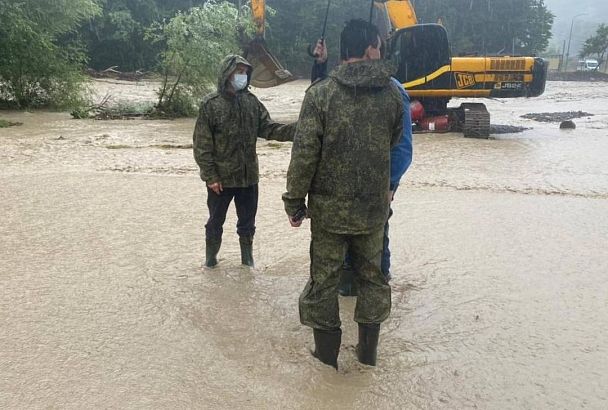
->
xmin=419 ymin=115 xmax=450 ymax=132
xmin=410 ymin=100 xmax=425 ymax=122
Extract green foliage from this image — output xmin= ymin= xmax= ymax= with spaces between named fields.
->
xmin=261 ymin=0 xmax=554 ymax=76
xmin=78 ymin=0 xmax=554 ymax=82
xmin=81 ymin=0 xmax=212 ymax=71
xmin=265 ymin=0 xmax=368 ymax=76
xmin=414 ymin=0 xmax=553 ymax=55
xmin=150 ymin=1 xmax=242 ymax=116
xmin=0 ymin=0 xmax=100 ymax=108
xmin=580 ymin=24 xmax=608 ymax=67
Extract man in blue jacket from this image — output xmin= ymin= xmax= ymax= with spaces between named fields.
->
xmin=310 ymin=38 xmax=413 ymax=295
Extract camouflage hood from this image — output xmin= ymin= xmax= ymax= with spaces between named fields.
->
xmin=217 ymin=54 xmax=253 ymax=94
xmin=329 ymin=59 xmax=397 ymax=89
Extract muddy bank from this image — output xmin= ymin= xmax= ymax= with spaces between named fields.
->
xmin=0 ymin=119 xmax=22 ymax=128
xmin=521 ymin=111 xmax=594 ymax=123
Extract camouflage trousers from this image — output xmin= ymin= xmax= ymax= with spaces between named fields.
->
xmin=299 ymin=222 xmax=391 ymax=331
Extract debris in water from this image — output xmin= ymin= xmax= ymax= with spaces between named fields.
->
xmin=0 ymin=119 xmax=23 ymax=128
xmin=560 ymin=120 xmax=576 ymax=130
xmin=490 ymin=124 xmax=530 ymax=134
xmin=521 ymin=111 xmax=593 ymax=123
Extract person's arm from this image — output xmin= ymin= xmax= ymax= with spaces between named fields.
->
xmin=193 ymin=102 xmax=221 ymax=191
xmin=282 ymin=91 xmax=323 ymax=223
xmin=389 ymin=78 xmax=413 ymax=192
xmin=310 ymin=39 xmax=328 ymax=83
xmin=257 ymin=100 xmax=296 ymax=142
xmin=311 ymin=60 xmax=328 ymax=83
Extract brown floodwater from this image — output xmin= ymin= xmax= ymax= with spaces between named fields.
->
xmin=1 ymin=79 xmax=607 ymax=409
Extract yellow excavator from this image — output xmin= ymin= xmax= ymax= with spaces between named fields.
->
xmin=246 ymin=0 xmax=548 ymax=137
xmin=373 ymin=0 xmax=548 ymax=137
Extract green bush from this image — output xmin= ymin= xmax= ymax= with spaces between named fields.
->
xmin=148 ymin=1 xmax=247 ymax=116
xmin=0 ymin=0 xmax=100 ymax=109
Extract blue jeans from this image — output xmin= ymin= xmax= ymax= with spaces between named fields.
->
xmin=380 ymin=207 xmax=393 ymax=278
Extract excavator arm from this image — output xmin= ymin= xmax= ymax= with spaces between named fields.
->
xmin=245 ymin=0 xmax=294 ymax=88
xmin=382 ymin=0 xmax=418 ymax=30
xmin=251 ymin=0 xmax=265 ymax=37
xmin=246 ymin=0 xmax=415 ymax=88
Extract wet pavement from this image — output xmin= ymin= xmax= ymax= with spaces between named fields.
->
xmin=1 ymin=79 xmax=607 ymax=409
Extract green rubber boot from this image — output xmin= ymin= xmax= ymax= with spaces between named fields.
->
xmin=239 ymin=236 xmax=254 ymax=267
xmin=205 ymin=238 xmax=221 ymax=268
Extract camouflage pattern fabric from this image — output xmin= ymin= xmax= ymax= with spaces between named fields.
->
xmin=282 ymin=59 xmax=404 ymax=235
xmin=193 ymin=54 xmax=295 ymax=188
xmin=299 ymin=222 xmax=390 ymax=330
xmin=284 ymin=59 xmax=403 ymax=329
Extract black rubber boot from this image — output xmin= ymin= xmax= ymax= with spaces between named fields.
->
xmin=356 ymin=323 xmax=380 ymax=366
xmin=205 ymin=238 xmax=221 ymax=268
xmin=312 ymin=328 xmax=342 ymax=370
xmin=239 ymin=236 xmax=254 ymax=267
xmin=337 ymin=263 xmax=358 ymax=296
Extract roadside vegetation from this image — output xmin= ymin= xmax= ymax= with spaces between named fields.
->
xmin=580 ymin=24 xmax=608 ymax=71
xmin=0 ymin=0 xmax=100 ymax=109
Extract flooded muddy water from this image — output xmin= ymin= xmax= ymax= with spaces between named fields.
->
xmin=1 ymin=79 xmax=607 ymax=408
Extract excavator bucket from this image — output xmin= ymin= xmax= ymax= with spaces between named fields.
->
xmin=244 ymin=39 xmax=295 ymax=88
xmin=244 ymin=0 xmax=294 ymax=88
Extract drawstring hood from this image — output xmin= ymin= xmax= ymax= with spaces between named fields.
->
xmin=330 ymin=59 xmax=396 ymax=90
xmin=217 ymin=54 xmax=253 ymax=95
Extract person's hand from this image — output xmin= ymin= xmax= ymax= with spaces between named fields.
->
xmin=288 ymin=215 xmax=303 ymax=228
xmin=288 ymin=207 xmax=307 ymax=227
xmin=207 ymin=181 xmax=223 ymax=195
xmin=313 ymin=39 xmax=327 ymax=64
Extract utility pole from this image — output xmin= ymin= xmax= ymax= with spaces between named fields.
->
xmin=564 ymin=13 xmax=587 ymax=72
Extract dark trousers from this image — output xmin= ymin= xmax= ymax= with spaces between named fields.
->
xmin=205 ymin=184 xmax=258 ymax=240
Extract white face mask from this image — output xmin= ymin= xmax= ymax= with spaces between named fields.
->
xmin=231 ymin=73 xmax=248 ymax=91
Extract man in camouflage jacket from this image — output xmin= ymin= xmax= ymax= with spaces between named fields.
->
xmin=283 ymin=20 xmax=404 ymax=369
xmin=194 ymin=54 xmax=295 ymax=268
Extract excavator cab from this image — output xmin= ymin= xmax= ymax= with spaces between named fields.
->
xmin=389 ymin=24 xmax=451 ymax=86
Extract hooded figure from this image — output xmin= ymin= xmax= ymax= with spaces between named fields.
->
xmin=193 ymin=54 xmax=295 ymax=268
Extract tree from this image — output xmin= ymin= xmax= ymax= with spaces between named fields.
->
xmin=149 ymin=1 xmax=243 ymax=116
xmin=580 ymin=24 xmax=608 ymax=69
xmin=414 ymin=0 xmax=553 ymax=55
xmin=264 ymin=0 xmax=369 ymax=76
xmin=81 ymin=1 xmax=215 ymax=72
xmin=0 ymin=0 xmax=100 ymax=108
xmin=260 ymin=0 xmax=555 ymax=77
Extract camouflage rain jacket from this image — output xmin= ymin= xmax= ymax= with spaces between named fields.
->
xmin=193 ymin=55 xmax=295 ymax=188
xmin=283 ymin=60 xmax=404 ymax=234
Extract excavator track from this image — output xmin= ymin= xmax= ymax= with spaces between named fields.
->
xmin=461 ymin=103 xmax=490 ymax=138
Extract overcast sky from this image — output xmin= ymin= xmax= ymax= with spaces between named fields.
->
xmin=544 ymin=0 xmax=608 ymax=54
